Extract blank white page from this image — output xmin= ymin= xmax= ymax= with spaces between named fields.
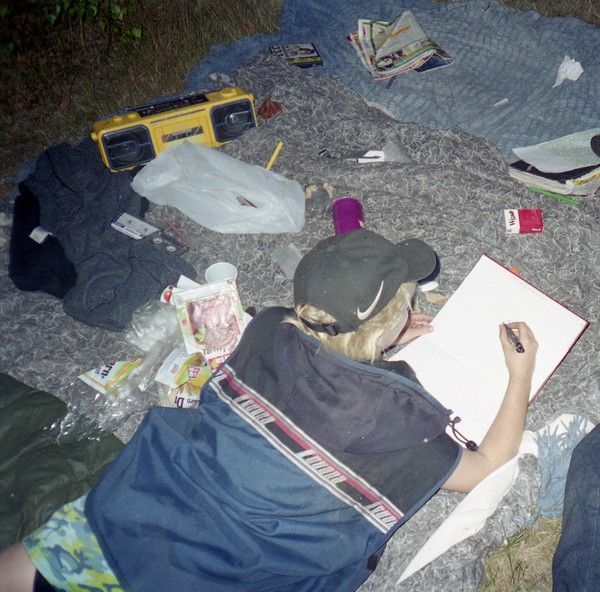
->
xmin=392 ymin=255 xmax=588 ymax=443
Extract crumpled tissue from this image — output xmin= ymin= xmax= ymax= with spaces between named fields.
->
xmin=553 ymin=55 xmax=583 ymax=87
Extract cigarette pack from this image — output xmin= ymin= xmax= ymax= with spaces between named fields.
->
xmin=269 ymin=43 xmax=323 ymax=68
xmin=111 ymin=213 xmax=159 ymax=239
xmin=504 ymin=208 xmax=543 ymax=234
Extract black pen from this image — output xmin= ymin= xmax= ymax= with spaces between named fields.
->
xmin=503 ymin=323 xmax=525 ymax=353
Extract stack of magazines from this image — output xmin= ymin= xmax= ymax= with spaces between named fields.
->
xmin=348 ymin=10 xmax=453 ymax=80
xmin=509 ymin=129 xmax=600 ymax=196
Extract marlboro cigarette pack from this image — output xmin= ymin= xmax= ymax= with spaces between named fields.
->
xmin=504 ymin=209 xmax=543 ymax=234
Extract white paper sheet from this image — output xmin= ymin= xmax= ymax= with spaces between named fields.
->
xmin=512 ymin=128 xmax=600 ymax=173
xmin=392 ymin=255 xmax=588 ymax=444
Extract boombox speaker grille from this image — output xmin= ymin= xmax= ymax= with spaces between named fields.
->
xmin=102 ymin=125 xmax=155 ymax=171
xmin=211 ymin=100 xmax=256 ymax=143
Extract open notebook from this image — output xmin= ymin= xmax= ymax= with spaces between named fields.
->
xmin=391 ymin=255 xmax=589 ymax=444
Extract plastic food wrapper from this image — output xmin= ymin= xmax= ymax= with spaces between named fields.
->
xmin=154 ymin=347 xmax=213 ymax=408
xmin=62 ymin=277 xmax=254 ymax=440
xmin=119 ymin=330 xmax=182 ymax=394
xmin=173 ymin=280 xmax=245 ymax=369
xmin=131 ymin=140 xmax=305 ymax=234
xmin=78 ymin=359 xmax=143 ymax=396
xmin=68 ymin=342 xmax=177 ymax=439
xmin=125 ymin=299 xmax=179 ymax=352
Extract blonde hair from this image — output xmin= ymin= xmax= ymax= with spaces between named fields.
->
xmin=286 ymin=281 xmax=416 ymax=363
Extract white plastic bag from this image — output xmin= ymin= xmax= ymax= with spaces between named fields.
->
xmin=131 ymin=141 xmax=305 ymax=234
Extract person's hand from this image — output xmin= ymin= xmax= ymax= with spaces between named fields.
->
xmin=499 ymin=322 xmax=538 ymax=384
xmin=394 ymin=312 xmax=434 ymax=346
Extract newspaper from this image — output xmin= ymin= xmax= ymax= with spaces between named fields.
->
xmin=349 ymin=11 xmax=453 ymax=80
xmin=512 ymin=128 xmax=600 ymax=173
xmin=509 ymin=128 xmax=600 ymax=196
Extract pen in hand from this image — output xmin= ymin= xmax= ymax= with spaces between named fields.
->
xmin=503 ymin=323 xmax=525 ymax=353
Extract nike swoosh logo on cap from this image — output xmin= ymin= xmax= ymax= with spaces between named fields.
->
xmin=356 ymin=281 xmax=384 ymax=320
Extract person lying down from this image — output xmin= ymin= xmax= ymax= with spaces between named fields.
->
xmin=0 ymin=228 xmax=537 ymax=592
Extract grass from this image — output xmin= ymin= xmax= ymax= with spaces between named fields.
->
xmin=0 ymin=0 xmax=595 ymax=587
xmin=497 ymin=0 xmax=600 ymax=22
xmin=0 ymin=0 xmax=281 ymax=201
xmin=479 ymin=518 xmax=563 ymax=592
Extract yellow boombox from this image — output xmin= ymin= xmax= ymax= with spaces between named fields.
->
xmin=91 ymin=87 xmax=257 ymax=172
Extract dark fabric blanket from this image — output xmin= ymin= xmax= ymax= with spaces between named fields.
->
xmin=0 ymin=373 xmax=123 ymax=549
xmin=15 ymin=138 xmax=195 ymax=331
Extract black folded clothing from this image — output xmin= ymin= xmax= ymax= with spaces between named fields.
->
xmin=9 ymin=184 xmax=77 ymax=299
xmin=11 ymin=138 xmax=196 ymax=331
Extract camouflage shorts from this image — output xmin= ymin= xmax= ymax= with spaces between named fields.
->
xmin=23 ymin=495 xmax=124 ymax=592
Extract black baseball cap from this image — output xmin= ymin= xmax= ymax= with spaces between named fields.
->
xmin=293 ymin=229 xmax=437 ymax=334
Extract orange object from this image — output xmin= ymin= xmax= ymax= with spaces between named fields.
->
xmin=258 ymin=99 xmax=283 ymax=120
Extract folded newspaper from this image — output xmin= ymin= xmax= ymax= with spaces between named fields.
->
xmin=509 ymin=128 xmax=600 ymax=196
xmin=349 ymin=11 xmax=453 ymax=80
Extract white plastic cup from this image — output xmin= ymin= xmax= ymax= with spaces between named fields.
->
xmin=204 ymin=262 xmax=238 ymax=283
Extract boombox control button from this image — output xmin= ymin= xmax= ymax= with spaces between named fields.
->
xmin=220 ymin=87 xmax=236 ymax=97
xmin=113 ymin=116 xmax=123 ymax=122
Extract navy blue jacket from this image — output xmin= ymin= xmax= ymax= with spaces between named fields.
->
xmin=86 ymin=307 xmax=461 ymax=591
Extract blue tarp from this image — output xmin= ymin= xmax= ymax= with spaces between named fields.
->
xmin=187 ymin=0 xmax=600 ymax=162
